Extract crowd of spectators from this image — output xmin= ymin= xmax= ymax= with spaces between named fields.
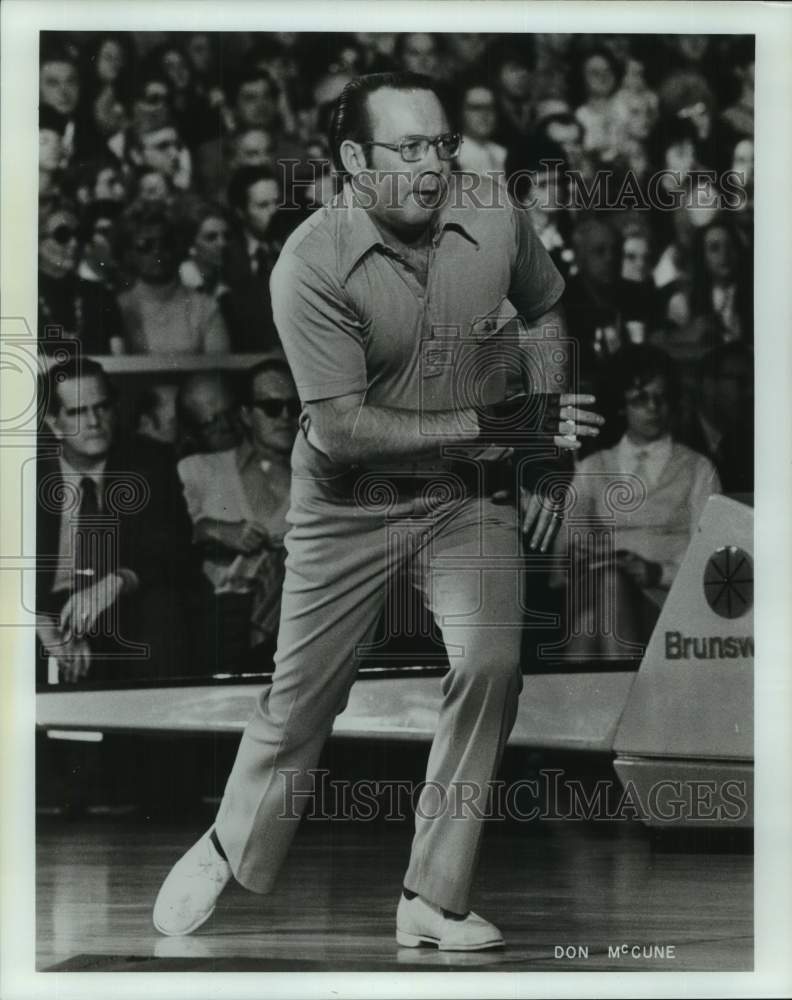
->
xmin=36 ymin=31 xmax=755 ymax=684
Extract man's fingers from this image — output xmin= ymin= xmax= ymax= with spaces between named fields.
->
xmin=554 ymin=434 xmax=582 ymax=451
xmin=559 ymin=393 xmax=596 ymax=407
xmin=561 ymin=405 xmax=605 ymax=426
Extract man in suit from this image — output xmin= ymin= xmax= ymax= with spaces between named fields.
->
xmin=36 ymin=356 xmax=194 ymax=684
xmin=224 ymin=164 xmax=284 ymax=351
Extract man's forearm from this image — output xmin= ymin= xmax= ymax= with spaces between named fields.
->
xmin=310 ymin=401 xmax=480 ymax=465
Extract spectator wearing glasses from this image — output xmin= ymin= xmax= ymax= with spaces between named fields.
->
xmin=116 ymin=200 xmax=230 ymax=355
xmin=551 ymin=345 xmax=720 ymax=658
xmin=35 ymin=357 xmax=194 ymax=684
xmin=177 ymin=359 xmax=299 ymax=672
xmin=38 ymin=201 xmax=125 ymax=356
xmin=154 ymin=70 xmax=601 ymax=951
xmin=225 ymin=165 xmax=284 ymax=352
xmin=455 ymin=83 xmax=506 ymax=177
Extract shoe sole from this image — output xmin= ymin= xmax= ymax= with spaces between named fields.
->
xmin=396 ymin=929 xmax=505 ymax=951
xmin=153 ymin=903 xmax=217 ymax=937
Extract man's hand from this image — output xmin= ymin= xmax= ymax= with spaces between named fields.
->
xmin=196 ymin=519 xmax=271 ymax=556
xmin=555 ymin=394 xmax=604 ymax=452
xmin=476 ymin=392 xmax=603 ymax=451
xmin=37 ymin=620 xmax=92 ymax=683
xmin=520 ymin=485 xmax=567 ymax=552
xmin=60 ymin=573 xmax=123 ymax=640
xmin=615 ymin=550 xmax=663 ymax=589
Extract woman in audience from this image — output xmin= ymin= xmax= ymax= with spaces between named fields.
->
xmin=116 ymin=200 xmax=230 ymax=355
xmin=550 ymin=345 xmax=720 ymax=658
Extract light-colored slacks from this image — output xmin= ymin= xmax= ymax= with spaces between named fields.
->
xmin=215 ymin=463 xmax=525 ymax=915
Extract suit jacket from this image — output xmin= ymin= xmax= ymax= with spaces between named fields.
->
xmin=224 ymin=234 xmax=283 ymax=352
xmin=36 ymin=435 xmax=195 ymax=614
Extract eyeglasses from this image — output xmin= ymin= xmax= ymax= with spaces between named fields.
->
xmin=360 ymin=132 xmax=462 ymax=163
xmin=48 ymin=225 xmax=79 ymax=246
xmin=625 ymin=389 xmax=669 ymax=409
xmin=250 ymin=398 xmax=301 ymax=419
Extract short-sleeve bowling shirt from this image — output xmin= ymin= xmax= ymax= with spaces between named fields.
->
xmin=270 ymin=173 xmax=565 ymax=479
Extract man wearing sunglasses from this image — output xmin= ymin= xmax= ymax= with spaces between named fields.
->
xmin=177 ymin=359 xmax=298 ymax=673
xmin=155 ymin=72 xmax=602 ymax=950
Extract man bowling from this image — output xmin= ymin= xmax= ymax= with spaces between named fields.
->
xmin=154 ymin=72 xmax=602 ymax=950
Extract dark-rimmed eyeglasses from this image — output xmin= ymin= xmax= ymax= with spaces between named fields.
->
xmin=250 ymin=398 xmax=301 ymax=419
xmin=48 ymin=225 xmax=80 ymax=246
xmin=625 ymin=389 xmax=669 ymax=409
xmin=359 ymin=133 xmax=462 ymax=163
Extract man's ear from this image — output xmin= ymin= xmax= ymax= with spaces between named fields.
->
xmin=44 ymin=412 xmax=61 ymax=440
xmin=239 ymin=405 xmax=252 ymax=433
xmin=339 ymin=139 xmax=367 ymax=177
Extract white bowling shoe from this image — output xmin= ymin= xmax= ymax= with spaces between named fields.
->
xmin=153 ymin=829 xmax=232 ymax=936
xmin=396 ymin=894 xmax=504 ymax=951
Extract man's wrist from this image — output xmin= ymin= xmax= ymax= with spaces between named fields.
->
xmin=475 ymin=393 xmax=561 ymax=447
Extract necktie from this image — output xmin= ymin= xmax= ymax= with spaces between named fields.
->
xmin=632 ymin=448 xmax=650 ymax=490
xmin=74 ymin=476 xmax=102 ymax=589
xmin=253 ymin=244 xmax=270 ymax=279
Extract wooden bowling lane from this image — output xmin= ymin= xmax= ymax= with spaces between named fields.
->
xmin=36 ymin=815 xmax=752 ymax=972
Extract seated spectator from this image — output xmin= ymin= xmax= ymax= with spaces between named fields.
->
xmin=178 ymin=203 xmax=238 ymax=340
xmin=72 ymin=157 xmax=128 ymax=206
xmin=729 ymin=136 xmax=754 ymax=252
xmin=573 ymin=47 xmax=621 ymax=158
xmin=225 ymin=165 xmax=284 ymax=352
xmin=177 ymin=371 xmax=242 ymax=456
xmin=127 ymin=103 xmax=191 ymax=193
xmin=506 ymin=138 xmax=575 ymax=279
xmin=492 ymin=51 xmax=534 ymax=150
xmin=455 ymin=83 xmax=507 ymax=176
xmin=686 ymin=218 xmax=753 ymax=350
xmin=177 ymin=359 xmax=299 ymax=672
xmin=563 ymin=217 xmax=629 ymax=377
xmin=76 ymin=33 xmax=136 ymax=161
xmin=39 ymin=106 xmax=67 ymax=199
xmin=116 ymin=200 xmax=231 ymax=354
xmin=678 ymin=343 xmax=754 ymax=495
xmin=551 ymin=345 xmax=721 ymax=658
xmin=36 ymin=357 xmax=195 ymax=683
xmin=38 ymin=201 xmax=125 ymax=356
xmin=39 ymin=38 xmax=83 ymax=167
xmin=618 ymin=223 xmax=661 ymax=342
xmin=77 ymin=199 xmax=122 ymax=289
xmin=720 ymin=46 xmax=754 ymax=139
xmin=134 ymin=384 xmax=180 ymax=451
xmin=145 ymin=40 xmax=219 ymax=149
xmin=394 ymin=32 xmax=442 ymax=80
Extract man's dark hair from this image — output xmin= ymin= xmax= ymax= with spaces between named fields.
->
xmin=329 ymin=71 xmax=444 ymax=176
xmin=230 ymin=66 xmax=280 ymax=106
xmin=505 ymin=137 xmax=568 ymax=203
xmin=227 ymin=164 xmax=280 ymax=214
xmin=610 ymin=344 xmax=680 ymax=403
xmin=244 ymin=357 xmax=296 ymax=403
xmin=43 ymin=357 xmax=114 ymax=417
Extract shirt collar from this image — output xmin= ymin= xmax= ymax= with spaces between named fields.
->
xmin=59 ymin=455 xmax=107 ymax=482
xmin=617 ymin=432 xmax=672 ymax=465
xmin=337 ymin=175 xmax=481 ymax=286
